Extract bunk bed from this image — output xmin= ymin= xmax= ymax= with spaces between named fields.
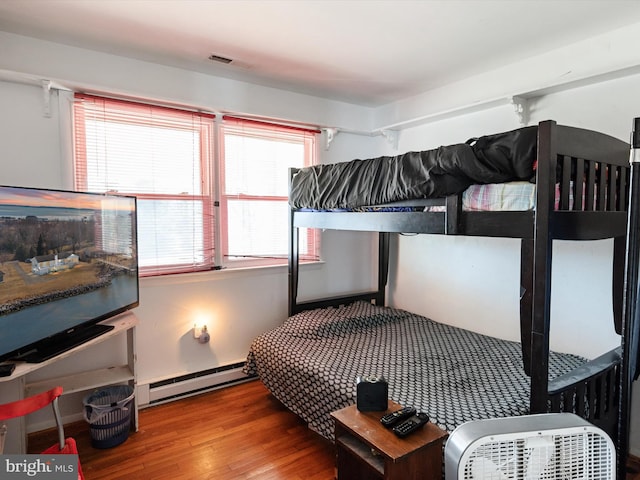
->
xmin=245 ymin=120 xmax=630 ymax=454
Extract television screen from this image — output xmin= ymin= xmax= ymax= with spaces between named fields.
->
xmin=0 ymin=185 xmax=138 ymax=363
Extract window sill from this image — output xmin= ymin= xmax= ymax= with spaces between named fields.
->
xmin=139 ymin=259 xmax=324 ymax=287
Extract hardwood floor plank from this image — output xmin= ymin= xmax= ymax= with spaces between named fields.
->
xmin=29 ymin=380 xmax=335 ymax=480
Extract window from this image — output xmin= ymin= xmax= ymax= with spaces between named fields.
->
xmin=73 ymin=94 xmax=318 ymax=276
xmin=220 ymin=117 xmax=318 ymax=267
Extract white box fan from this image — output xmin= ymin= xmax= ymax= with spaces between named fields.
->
xmin=444 ymin=413 xmax=615 ymax=480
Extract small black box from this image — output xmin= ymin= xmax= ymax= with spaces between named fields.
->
xmin=0 ymin=363 xmax=15 ymax=377
xmin=356 ymin=375 xmax=388 ymax=412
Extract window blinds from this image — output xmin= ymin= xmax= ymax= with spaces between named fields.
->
xmin=73 ymin=94 xmax=216 ymax=275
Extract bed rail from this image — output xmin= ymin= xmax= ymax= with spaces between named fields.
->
xmin=288 ymin=231 xmax=390 ymax=316
xmin=545 ymin=347 xmax=621 ymax=441
xmin=548 ymin=125 xmax=629 ymax=241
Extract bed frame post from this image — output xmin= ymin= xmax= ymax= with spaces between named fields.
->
xmin=619 ymin=117 xmax=640 ymax=480
xmin=445 ymin=194 xmax=461 ymax=234
xmin=377 ymin=232 xmax=390 ymax=305
xmin=520 ymin=239 xmax=533 ymax=377
xmin=288 ymin=168 xmax=300 ymax=317
xmin=613 ymin=236 xmax=626 ymax=335
xmin=529 ymin=120 xmax=556 ymax=414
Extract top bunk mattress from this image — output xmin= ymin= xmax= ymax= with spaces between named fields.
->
xmin=290 ymin=126 xmax=538 ymax=210
xmin=350 ymin=180 xmax=537 ymax=212
xmin=296 ymin=181 xmax=567 ymax=214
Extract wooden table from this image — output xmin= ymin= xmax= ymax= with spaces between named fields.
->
xmin=331 ymin=400 xmax=448 ymax=480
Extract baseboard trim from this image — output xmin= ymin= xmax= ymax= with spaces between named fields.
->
xmin=145 ymin=362 xmax=256 ymax=406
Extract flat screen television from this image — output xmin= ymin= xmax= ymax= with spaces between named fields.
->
xmin=0 ymin=185 xmax=138 ymax=363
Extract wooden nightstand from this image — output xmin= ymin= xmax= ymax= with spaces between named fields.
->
xmin=331 ymin=400 xmax=448 ymax=480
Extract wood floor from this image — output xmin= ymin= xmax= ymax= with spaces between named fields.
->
xmin=28 ymin=380 xmax=335 ymax=480
xmin=630 ymin=457 xmax=640 ymax=480
xmin=29 ymin=379 xmax=640 ymax=480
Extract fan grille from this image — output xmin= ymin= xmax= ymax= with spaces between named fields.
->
xmin=461 ymin=431 xmax=614 ymax=480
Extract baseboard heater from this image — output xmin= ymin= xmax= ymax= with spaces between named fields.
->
xmin=147 ymin=362 xmax=256 ymax=405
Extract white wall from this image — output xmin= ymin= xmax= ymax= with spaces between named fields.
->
xmin=0 ymin=82 xmax=68 ymax=189
xmin=0 ymin=31 xmax=375 ymax=133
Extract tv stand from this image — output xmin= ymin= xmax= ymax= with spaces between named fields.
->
xmin=0 ymin=311 xmax=138 ymax=454
xmin=13 ymin=324 xmax=116 ymax=363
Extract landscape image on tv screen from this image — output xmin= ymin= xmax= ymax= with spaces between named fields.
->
xmin=0 ymin=185 xmax=138 ymax=362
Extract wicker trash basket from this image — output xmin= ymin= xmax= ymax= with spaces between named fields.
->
xmin=83 ymin=385 xmax=134 ymax=449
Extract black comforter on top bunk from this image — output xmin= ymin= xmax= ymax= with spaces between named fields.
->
xmin=290 ymin=125 xmax=538 ymax=209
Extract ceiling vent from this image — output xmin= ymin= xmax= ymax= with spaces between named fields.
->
xmin=208 ymin=54 xmax=233 ymax=64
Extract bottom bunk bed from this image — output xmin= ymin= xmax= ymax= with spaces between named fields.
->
xmin=244 ymin=301 xmax=620 ymax=443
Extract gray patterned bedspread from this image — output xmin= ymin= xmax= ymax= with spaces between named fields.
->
xmin=244 ymin=302 xmax=585 ymax=441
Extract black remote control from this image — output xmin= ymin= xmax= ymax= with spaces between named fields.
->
xmin=392 ymin=412 xmax=430 ymax=437
xmin=380 ymin=406 xmax=416 ymax=428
